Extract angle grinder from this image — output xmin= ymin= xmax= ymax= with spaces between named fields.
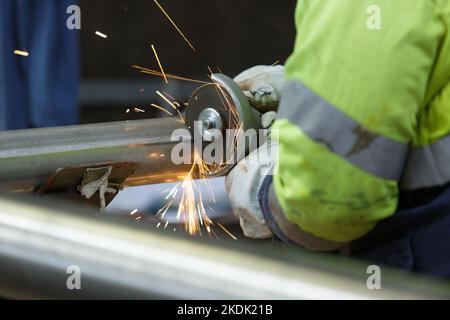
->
xmin=185 ymin=74 xmax=265 ymax=177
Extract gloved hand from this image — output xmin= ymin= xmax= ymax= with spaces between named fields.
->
xmin=225 ymin=140 xmax=278 ymax=239
xmin=225 ymin=108 xmax=277 ymax=239
xmin=234 ymin=65 xmax=285 ymax=112
xmin=227 ymin=65 xmax=283 ymax=239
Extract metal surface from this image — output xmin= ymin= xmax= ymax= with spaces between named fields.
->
xmin=1 ymin=194 xmax=449 ymax=300
xmin=0 ymin=118 xmax=192 ymax=192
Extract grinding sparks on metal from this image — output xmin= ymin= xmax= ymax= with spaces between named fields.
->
xmin=197 ymin=76 xmax=244 ymax=176
xmin=207 ymin=66 xmax=214 ymax=76
xmin=151 ymin=44 xmax=168 ymax=84
xmin=153 ymin=0 xmax=196 ymax=51
xmin=157 ymin=151 xmax=216 ymax=237
xmin=178 ymin=168 xmax=202 ymax=235
xmin=218 ymin=222 xmax=238 ymax=241
xmin=131 ymin=31 xmax=238 ymax=239
xmin=156 ymin=91 xmax=178 ymax=111
xmin=150 ymin=103 xmax=173 ymax=116
xmin=159 ymin=92 xmax=183 ymax=120
xmin=212 ymin=77 xmax=241 ymax=129
xmin=155 ymin=145 xmax=238 ymax=240
xmin=132 ymin=65 xmax=211 ymax=85
xmin=14 ymin=50 xmax=29 ymax=57
xmin=175 ymin=109 xmax=185 ymax=122
xmin=147 ymin=82 xmax=241 ymax=240
xmin=162 ymin=91 xmax=176 ymax=101
xmin=95 ymin=31 xmax=108 ymax=39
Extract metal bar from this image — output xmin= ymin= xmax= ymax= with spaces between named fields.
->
xmin=0 ymin=194 xmax=448 ymax=300
xmin=0 ymin=118 xmax=192 ymax=192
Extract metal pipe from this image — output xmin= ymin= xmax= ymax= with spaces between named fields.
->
xmin=0 ymin=118 xmax=192 ymax=192
xmin=0 ymin=194 xmax=449 ymax=300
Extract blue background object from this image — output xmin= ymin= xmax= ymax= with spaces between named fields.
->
xmin=0 ymin=0 xmax=79 ymax=130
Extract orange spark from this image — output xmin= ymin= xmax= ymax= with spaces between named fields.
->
xmin=95 ymin=31 xmax=108 ymax=39
xmin=151 ymin=44 xmax=168 ymax=84
xmin=157 ymin=91 xmax=178 ymax=110
xmin=217 ymin=222 xmax=238 ymax=240
xmin=150 ymin=103 xmax=173 ymax=116
xmin=156 ymin=150 xmax=217 ymax=236
xmin=150 ymin=76 xmax=245 ymax=238
xmin=153 ymin=0 xmax=196 ymax=51
xmin=14 ymin=50 xmax=29 ymax=57
xmin=133 ymin=65 xmax=211 ymax=85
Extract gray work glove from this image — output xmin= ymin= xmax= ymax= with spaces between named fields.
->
xmin=225 ymin=141 xmax=278 ymax=239
xmin=226 ymin=65 xmax=284 ymax=239
xmin=226 ymin=106 xmax=278 ymax=239
xmin=234 ymin=65 xmax=285 ymax=112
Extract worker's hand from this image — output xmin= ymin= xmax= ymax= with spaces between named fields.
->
xmin=226 ymin=83 xmax=279 ymax=239
xmin=225 ymin=141 xmax=278 ymax=239
xmin=234 ymin=65 xmax=285 ymax=112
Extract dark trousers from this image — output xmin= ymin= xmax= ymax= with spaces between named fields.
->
xmin=349 ymin=185 xmax=450 ymax=278
xmin=260 ymin=175 xmax=450 ymax=278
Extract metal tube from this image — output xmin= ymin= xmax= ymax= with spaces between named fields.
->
xmin=0 ymin=194 xmax=449 ymax=300
xmin=0 ymin=118 xmax=192 ymax=191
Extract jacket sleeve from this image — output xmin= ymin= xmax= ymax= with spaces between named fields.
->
xmin=270 ymin=0 xmax=448 ymax=243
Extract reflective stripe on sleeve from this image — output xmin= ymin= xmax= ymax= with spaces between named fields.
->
xmin=401 ymin=134 xmax=450 ymax=190
xmin=278 ymin=81 xmax=409 ymax=181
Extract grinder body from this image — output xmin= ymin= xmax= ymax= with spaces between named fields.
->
xmin=185 ymin=74 xmax=264 ymax=177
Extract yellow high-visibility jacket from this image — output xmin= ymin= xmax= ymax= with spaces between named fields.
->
xmin=270 ymin=0 xmax=450 ymax=244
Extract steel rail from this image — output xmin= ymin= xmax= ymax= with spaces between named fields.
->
xmin=0 ymin=118 xmax=192 ymax=192
xmin=0 ymin=194 xmax=448 ymax=300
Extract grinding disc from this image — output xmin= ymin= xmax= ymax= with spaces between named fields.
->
xmin=185 ymin=74 xmax=261 ymax=176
